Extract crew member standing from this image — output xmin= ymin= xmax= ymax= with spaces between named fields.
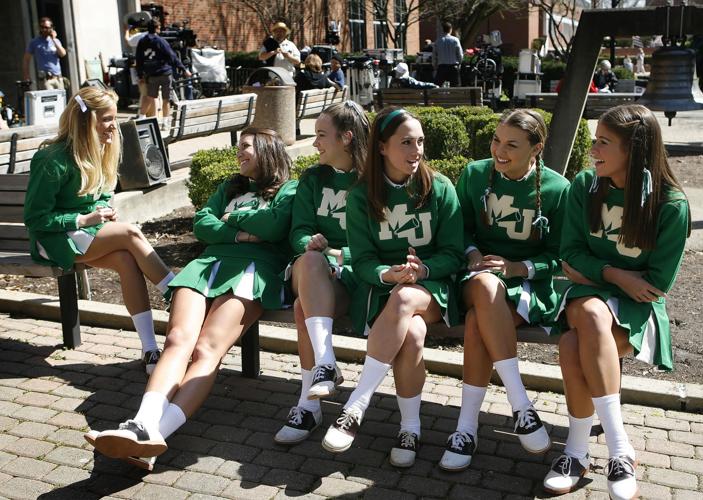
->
xmin=433 ymin=22 xmax=463 ymax=87
xmin=24 ymin=17 xmax=67 ymax=90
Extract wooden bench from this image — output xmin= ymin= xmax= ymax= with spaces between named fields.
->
xmin=241 ymin=308 xmax=558 ymax=378
xmin=166 ymin=93 xmax=257 ymax=146
xmin=526 ymin=92 xmax=640 ymax=119
xmin=0 ymin=174 xmax=91 ymax=349
xmin=0 ymin=124 xmax=58 ymax=175
xmin=375 ymin=87 xmax=484 ymax=109
xmin=296 ymin=86 xmax=349 ymax=132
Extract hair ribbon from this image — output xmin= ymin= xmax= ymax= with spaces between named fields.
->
xmin=380 ymin=109 xmax=406 ymax=133
xmin=74 ymin=95 xmax=88 ymax=113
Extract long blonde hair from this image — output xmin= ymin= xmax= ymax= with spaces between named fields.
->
xmin=45 ymin=87 xmax=121 ymax=196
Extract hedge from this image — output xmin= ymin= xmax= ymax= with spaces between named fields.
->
xmin=187 ymin=106 xmax=591 ymax=208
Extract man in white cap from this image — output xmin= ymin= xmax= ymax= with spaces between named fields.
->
xmin=258 ymin=22 xmax=301 ymax=77
xmin=593 ymin=60 xmax=618 ymax=93
xmin=392 ymin=62 xmax=437 ymax=89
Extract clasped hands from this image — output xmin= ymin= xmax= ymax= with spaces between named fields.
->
xmin=562 ymin=261 xmax=665 ymax=303
xmin=78 ymin=206 xmax=117 ymax=227
xmin=380 ymin=247 xmax=427 ymax=285
xmin=466 ymin=249 xmax=523 ymax=279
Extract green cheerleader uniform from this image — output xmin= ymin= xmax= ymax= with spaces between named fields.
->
xmin=455 ymin=158 xmax=570 ymax=330
xmin=558 ymin=169 xmax=689 ymax=371
xmin=24 ymin=143 xmax=112 ymax=271
xmin=168 ymin=178 xmax=297 ymax=309
xmin=345 ymin=172 xmax=464 ymax=335
xmin=288 ymin=164 xmax=359 ymax=294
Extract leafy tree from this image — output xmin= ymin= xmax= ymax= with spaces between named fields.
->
xmin=421 ymin=0 xmax=523 ymax=49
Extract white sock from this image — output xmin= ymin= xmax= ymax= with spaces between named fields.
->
xmin=158 ymin=403 xmax=187 ymax=439
xmin=297 ymin=368 xmax=320 ymax=413
xmin=494 ymin=357 xmax=531 ymax=411
xmin=456 ymin=384 xmax=487 ymax=436
xmin=155 ymin=271 xmax=175 ymax=294
xmin=344 ymin=356 xmax=391 ymax=414
xmin=131 ymin=310 xmax=158 ymax=354
xmin=397 ymin=394 xmax=422 ymax=437
xmin=592 ymin=393 xmax=635 ymax=459
xmin=305 ymin=317 xmax=336 ymax=366
xmin=134 ymin=391 xmax=169 ymax=435
xmin=564 ymin=413 xmax=594 ymax=459
xmin=138 ymin=113 xmax=146 ymax=119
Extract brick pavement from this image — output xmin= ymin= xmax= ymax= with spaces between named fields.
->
xmin=0 ymin=312 xmax=701 ymax=499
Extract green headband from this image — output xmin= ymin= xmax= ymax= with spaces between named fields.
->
xmin=379 ymin=109 xmax=406 ymax=133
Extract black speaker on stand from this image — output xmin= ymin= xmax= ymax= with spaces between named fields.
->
xmin=118 ymin=117 xmax=170 ymax=190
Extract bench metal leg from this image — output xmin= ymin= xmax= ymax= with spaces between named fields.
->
xmin=77 ymin=268 xmax=91 ymax=300
xmin=57 ymin=274 xmax=81 ymax=349
xmin=241 ymin=320 xmax=260 ymax=378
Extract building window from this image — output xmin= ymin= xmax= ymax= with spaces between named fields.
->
xmin=349 ymin=0 xmax=366 ymax=52
xmin=394 ymin=0 xmax=406 ymax=50
xmin=374 ymin=4 xmax=387 ymax=49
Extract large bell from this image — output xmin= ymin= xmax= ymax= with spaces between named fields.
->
xmin=637 ymin=45 xmax=703 ymax=125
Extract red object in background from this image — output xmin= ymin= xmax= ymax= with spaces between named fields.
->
xmin=555 ymin=78 xmax=598 ymax=94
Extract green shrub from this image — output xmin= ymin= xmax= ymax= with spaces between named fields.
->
xmin=541 ymin=59 xmax=567 ymax=90
xmin=445 ymin=106 xmax=497 ymax=158
xmin=613 ymin=66 xmax=634 ymax=80
xmin=187 ymin=147 xmax=239 ymax=210
xmin=427 ymin=155 xmax=471 ymax=184
xmin=291 ymin=153 xmax=320 ymax=180
xmin=502 ymin=56 xmax=518 ymax=98
xmin=417 ymin=111 xmax=469 ymax=160
xmin=473 ymin=115 xmax=501 ymax=160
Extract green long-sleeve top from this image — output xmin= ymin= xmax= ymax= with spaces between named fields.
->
xmin=194 ymin=178 xmax=298 ymax=269
xmin=345 ymin=173 xmax=464 ymax=288
xmin=289 ymin=164 xmax=357 ymax=264
xmin=560 ymin=169 xmax=689 ymax=294
xmin=24 ymin=142 xmax=112 ymax=270
xmin=456 ymin=158 xmax=570 ymax=280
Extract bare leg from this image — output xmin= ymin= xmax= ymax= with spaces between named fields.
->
xmin=367 ymin=285 xmax=440 ymax=364
xmin=291 ymin=251 xmax=349 ymax=319
xmin=393 ymin=315 xmax=428 ymax=398
xmin=75 ymin=222 xmax=170 ymax=285
xmin=462 ymin=308 xmax=494 ymax=387
xmin=565 ymin=298 xmax=632 ymax=398
xmin=83 ymin=250 xmax=150 ymax=315
xmin=294 ymin=298 xmax=315 ymax=371
xmin=171 ymin=294 xmax=262 ymax=417
xmin=462 ymin=273 xmax=524 ymax=363
xmin=144 ymin=287 xmax=209 ymax=400
xmin=141 ymin=95 xmax=156 ymax=117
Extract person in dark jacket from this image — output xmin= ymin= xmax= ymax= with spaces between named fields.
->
xmin=295 ymin=54 xmax=341 ymax=92
xmin=136 ymin=19 xmax=191 ymax=127
xmin=391 ymin=62 xmax=437 ymax=89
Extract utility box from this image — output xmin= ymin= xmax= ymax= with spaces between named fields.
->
xmin=24 ymin=89 xmax=66 ymax=126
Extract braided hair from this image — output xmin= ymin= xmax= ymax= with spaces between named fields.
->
xmin=480 ymin=109 xmax=549 ymax=240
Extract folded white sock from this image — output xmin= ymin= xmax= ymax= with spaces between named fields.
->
xmin=593 ymin=393 xmax=635 ymax=459
xmin=131 ymin=310 xmax=158 ymax=354
xmin=494 ymin=357 xmax=531 ymax=411
xmin=345 ymin=356 xmax=391 ymax=414
xmin=564 ymin=413 xmax=594 ymax=459
xmin=156 ymin=271 xmax=176 ymax=294
xmin=456 ymin=383 xmax=487 ymax=436
xmin=297 ymin=368 xmax=320 ymax=412
xmin=305 ymin=316 xmax=335 ymax=366
xmin=397 ymin=394 xmax=422 ymax=437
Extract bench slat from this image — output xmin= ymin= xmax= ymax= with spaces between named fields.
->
xmin=0 ymin=206 xmax=24 ymax=222
xmin=0 ymin=239 xmax=30 ymax=251
xmin=0 ymin=175 xmax=29 ymax=191
xmin=0 ymin=224 xmax=29 ymax=240
xmin=170 ymin=108 xmax=253 ymax=128
xmin=0 ymin=136 xmax=53 ymax=156
xmin=172 ymin=101 xmax=253 ymax=121
xmin=172 ymin=117 xmax=255 ymax=138
xmin=0 ymin=191 xmax=25 ymax=205
xmin=0 ymin=252 xmax=65 ymax=277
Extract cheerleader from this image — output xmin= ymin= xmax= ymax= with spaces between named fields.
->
xmin=543 ymin=104 xmax=689 ymax=499
xmin=321 ymin=107 xmax=464 ymax=468
xmin=440 ymin=109 xmax=570 ymax=471
xmin=275 ymin=101 xmax=370 ymax=444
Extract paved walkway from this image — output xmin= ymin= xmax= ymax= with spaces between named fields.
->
xmin=0 ymin=313 xmax=701 ymax=500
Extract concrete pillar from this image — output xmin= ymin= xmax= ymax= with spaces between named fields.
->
xmin=243 ymin=85 xmax=297 ymax=146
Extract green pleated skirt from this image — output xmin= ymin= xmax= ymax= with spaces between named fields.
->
xmin=168 ymin=255 xmax=286 ymax=310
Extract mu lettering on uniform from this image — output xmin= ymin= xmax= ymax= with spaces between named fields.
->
xmin=590 ymin=204 xmax=642 ymax=258
xmin=379 ymin=204 xmax=432 ymax=246
xmin=487 ymin=193 xmax=535 ymax=241
xmin=317 ymin=187 xmax=348 ymax=229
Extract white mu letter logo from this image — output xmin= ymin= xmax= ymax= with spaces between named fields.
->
xmin=488 ymin=193 xmax=535 ymax=241
xmin=379 ymin=204 xmax=432 ymax=246
xmin=317 ymin=188 xmax=347 ymax=229
xmin=590 ymin=204 xmax=642 ymax=258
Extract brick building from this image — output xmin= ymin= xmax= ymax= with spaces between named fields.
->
xmin=153 ymin=0 xmax=420 ymax=55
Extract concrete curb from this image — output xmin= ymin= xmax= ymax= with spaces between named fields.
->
xmin=1 ymin=289 xmax=700 ymax=411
